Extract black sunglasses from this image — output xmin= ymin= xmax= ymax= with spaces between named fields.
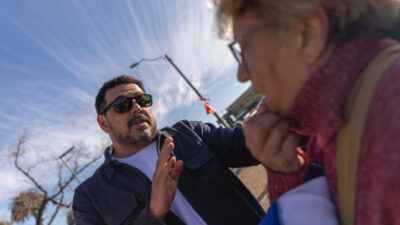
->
xmin=101 ymin=94 xmax=152 ymax=115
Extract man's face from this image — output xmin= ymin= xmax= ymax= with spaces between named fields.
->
xmin=98 ymin=83 xmax=157 ymax=148
xmin=232 ymin=10 xmax=310 ymax=116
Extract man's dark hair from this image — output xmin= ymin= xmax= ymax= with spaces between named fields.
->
xmin=95 ymin=75 xmax=145 ymax=115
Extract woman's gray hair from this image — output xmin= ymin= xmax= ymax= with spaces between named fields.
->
xmin=215 ymin=0 xmax=400 ymax=44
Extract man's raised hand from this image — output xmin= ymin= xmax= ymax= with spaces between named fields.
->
xmin=149 ymin=137 xmax=184 ymax=221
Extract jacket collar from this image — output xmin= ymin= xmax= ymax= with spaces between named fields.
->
xmin=103 ymin=128 xmax=179 ymax=180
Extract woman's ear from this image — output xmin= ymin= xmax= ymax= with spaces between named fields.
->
xmin=97 ymin=115 xmax=110 ymax=134
xmin=301 ymin=7 xmax=330 ymax=64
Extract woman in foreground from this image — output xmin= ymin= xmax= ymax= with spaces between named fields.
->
xmin=215 ymin=0 xmax=400 ymax=224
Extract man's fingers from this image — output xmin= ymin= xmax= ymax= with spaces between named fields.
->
xmin=170 ymin=160 xmax=183 ymax=181
xmin=154 ymin=137 xmax=174 ymax=178
xmin=159 ymin=156 xmax=176 ymax=184
xmin=158 ymin=138 xmax=174 ymax=166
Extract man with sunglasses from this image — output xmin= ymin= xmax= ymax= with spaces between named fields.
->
xmin=72 ymin=75 xmax=264 ymax=225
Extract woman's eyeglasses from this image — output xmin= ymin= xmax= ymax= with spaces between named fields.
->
xmin=228 ymin=23 xmax=276 ymax=65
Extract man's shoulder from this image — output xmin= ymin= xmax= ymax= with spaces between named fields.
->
xmin=166 ymin=120 xmax=215 ymax=131
xmin=75 ymin=163 xmax=107 ymax=194
xmin=160 ymin=120 xmax=220 ymax=139
xmin=159 ymin=120 xmax=197 ymax=134
xmin=171 ymin=120 xmax=201 ymax=128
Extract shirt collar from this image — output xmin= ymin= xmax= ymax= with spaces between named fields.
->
xmin=103 ymin=128 xmax=179 ymax=180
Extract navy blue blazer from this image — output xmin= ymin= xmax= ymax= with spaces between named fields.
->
xmin=73 ymin=120 xmax=264 ymax=225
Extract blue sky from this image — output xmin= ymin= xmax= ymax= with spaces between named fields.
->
xmin=0 ymin=0 xmax=250 ymax=224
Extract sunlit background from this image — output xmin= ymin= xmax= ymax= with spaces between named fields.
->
xmin=0 ymin=0 xmax=251 ymax=224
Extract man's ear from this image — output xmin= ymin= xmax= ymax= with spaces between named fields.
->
xmin=301 ymin=7 xmax=330 ymax=64
xmin=97 ymin=115 xmax=110 ymax=134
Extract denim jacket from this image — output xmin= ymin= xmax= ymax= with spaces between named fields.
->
xmin=73 ymin=120 xmax=264 ymax=225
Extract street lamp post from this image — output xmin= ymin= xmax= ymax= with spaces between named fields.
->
xmin=130 ymin=54 xmax=231 ymax=128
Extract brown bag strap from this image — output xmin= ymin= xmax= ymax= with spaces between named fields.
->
xmin=337 ymin=44 xmax=400 ymax=225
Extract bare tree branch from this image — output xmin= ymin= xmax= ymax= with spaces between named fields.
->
xmin=13 ymin=137 xmax=47 ymax=195
xmin=35 ymin=195 xmax=47 ymax=225
xmin=49 ymin=153 xmax=102 ymax=200
xmin=11 ymin=132 xmax=104 ymax=225
xmin=77 ymin=154 xmax=103 ymax=174
xmin=49 ymin=199 xmax=70 ymax=208
xmin=47 ymin=183 xmax=65 ymax=225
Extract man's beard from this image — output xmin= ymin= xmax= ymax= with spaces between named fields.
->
xmin=110 ymin=114 xmax=157 ymax=148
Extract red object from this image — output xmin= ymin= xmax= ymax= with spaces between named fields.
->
xmin=204 ymin=101 xmax=216 ymax=115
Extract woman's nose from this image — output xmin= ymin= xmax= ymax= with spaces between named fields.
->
xmin=237 ymin=62 xmax=250 ymax=83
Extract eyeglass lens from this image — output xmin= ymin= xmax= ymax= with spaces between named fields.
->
xmin=231 ymin=42 xmax=243 ymax=64
xmin=113 ymin=94 xmax=152 ymax=113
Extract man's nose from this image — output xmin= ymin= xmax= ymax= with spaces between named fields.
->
xmin=237 ymin=62 xmax=250 ymax=83
xmin=129 ymin=100 xmax=142 ymax=114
